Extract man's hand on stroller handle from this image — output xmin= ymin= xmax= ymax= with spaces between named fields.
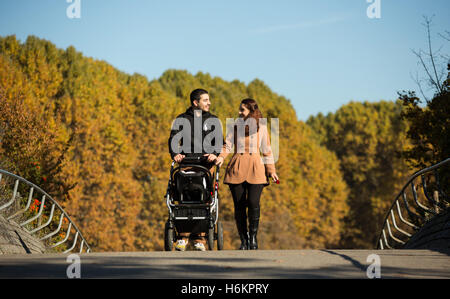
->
xmin=173 ymin=154 xmax=185 ymax=163
xmin=173 ymin=154 xmax=220 ymax=164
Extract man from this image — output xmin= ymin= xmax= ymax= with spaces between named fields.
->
xmin=168 ymin=88 xmax=223 ymax=251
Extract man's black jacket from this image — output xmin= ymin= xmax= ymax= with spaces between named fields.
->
xmin=168 ymin=106 xmax=224 ymax=160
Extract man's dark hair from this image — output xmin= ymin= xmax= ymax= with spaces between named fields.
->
xmin=190 ymin=89 xmax=208 ymax=106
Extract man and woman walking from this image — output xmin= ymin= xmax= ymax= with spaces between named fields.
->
xmin=168 ymin=89 xmax=279 ymax=251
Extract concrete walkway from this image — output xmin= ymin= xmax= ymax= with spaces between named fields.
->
xmin=1 ymin=249 xmax=449 ymax=279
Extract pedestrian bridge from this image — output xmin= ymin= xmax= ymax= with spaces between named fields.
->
xmin=0 ymin=159 xmax=449 ymax=279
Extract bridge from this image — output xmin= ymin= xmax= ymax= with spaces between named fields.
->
xmin=0 ymin=249 xmax=449 ymax=279
xmin=0 ymin=160 xmax=449 ymax=279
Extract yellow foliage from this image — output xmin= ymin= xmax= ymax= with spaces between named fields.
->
xmin=1 ymin=35 xmax=355 ymax=251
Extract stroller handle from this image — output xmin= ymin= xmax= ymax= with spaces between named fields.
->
xmin=175 ymin=155 xmax=221 ymax=169
xmin=170 ymin=155 xmax=221 ymax=183
xmin=177 ymin=155 xmax=207 ymax=164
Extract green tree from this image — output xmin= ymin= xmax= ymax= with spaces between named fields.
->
xmin=398 ymin=16 xmax=449 ymax=169
xmin=397 ymin=17 xmax=449 ymax=199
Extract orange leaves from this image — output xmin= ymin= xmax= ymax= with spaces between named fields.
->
xmin=29 ymin=198 xmax=46 ymax=212
xmin=29 ymin=199 xmax=39 ymax=213
xmin=1 ymin=35 xmax=359 ymax=251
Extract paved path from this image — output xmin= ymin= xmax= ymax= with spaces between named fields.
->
xmin=0 ymin=249 xmax=449 ymax=279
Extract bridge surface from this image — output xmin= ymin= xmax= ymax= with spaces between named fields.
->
xmin=1 ymin=249 xmax=449 ymax=279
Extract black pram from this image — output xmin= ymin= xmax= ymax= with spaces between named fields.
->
xmin=164 ymin=155 xmax=223 ymax=251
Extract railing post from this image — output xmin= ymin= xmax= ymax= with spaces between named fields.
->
xmin=375 ymin=158 xmax=450 ymax=249
xmin=433 ymin=190 xmax=440 ymax=214
xmin=0 ymin=169 xmax=91 ymax=253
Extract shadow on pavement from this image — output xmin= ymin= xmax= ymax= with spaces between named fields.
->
xmin=0 ymin=252 xmax=449 ymax=279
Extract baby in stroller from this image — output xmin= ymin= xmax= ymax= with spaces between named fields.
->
xmin=164 ymin=155 xmax=224 ymax=251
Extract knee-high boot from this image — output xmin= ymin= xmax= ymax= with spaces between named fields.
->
xmin=235 ymin=209 xmax=249 ymax=250
xmin=248 ymin=207 xmax=260 ymax=250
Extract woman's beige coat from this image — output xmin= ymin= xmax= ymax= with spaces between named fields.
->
xmin=219 ymin=121 xmax=276 ymax=185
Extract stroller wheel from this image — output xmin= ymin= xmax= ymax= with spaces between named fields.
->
xmin=217 ymin=221 xmax=224 ymax=250
xmin=207 ymin=226 xmax=215 ymax=251
xmin=164 ymin=221 xmax=174 ymax=251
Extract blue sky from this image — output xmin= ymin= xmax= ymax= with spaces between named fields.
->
xmin=0 ymin=0 xmax=449 ymax=120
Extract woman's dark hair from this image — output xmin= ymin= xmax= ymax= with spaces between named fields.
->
xmin=240 ymin=98 xmax=263 ymax=135
xmin=190 ymin=89 xmax=209 ymax=105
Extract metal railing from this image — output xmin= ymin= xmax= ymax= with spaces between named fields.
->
xmin=376 ymin=158 xmax=450 ymax=249
xmin=0 ymin=169 xmax=91 ymax=253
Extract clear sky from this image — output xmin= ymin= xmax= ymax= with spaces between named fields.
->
xmin=0 ymin=0 xmax=449 ymax=120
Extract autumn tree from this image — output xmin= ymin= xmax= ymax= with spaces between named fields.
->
xmin=1 ymin=34 xmax=351 ymax=251
xmin=307 ymin=101 xmax=412 ymax=248
xmin=0 ymin=41 xmax=75 ymax=200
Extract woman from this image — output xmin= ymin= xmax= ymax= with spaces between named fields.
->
xmin=215 ymin=99 xmax=279 ymax=250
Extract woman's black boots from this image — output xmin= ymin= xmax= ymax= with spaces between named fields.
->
xmin=239 ymin=232 xmax=249 ymax=250
xmin=235 ymin=209 xmax=249 ymax=250
xmin=248 ymin=207 xmax=260 ymax=250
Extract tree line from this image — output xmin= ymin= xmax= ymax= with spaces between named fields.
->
xmin=0 ymin=35 xmax=447 ymax=250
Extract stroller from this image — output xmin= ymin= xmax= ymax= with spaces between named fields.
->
xmin=164 ymin=155 xmax=224 ymax=251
